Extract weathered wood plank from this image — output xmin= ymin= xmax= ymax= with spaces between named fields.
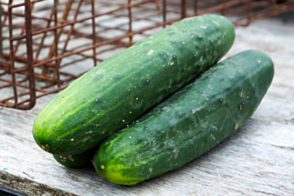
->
xmin=0 ymin=14 xmax=294 ymax=196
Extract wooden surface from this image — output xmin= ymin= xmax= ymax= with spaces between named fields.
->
xmin=1 ymin=15 xmax=294 ymax=196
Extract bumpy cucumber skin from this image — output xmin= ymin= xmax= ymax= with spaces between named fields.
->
xmin=94 ymin=50 xmax=274 ymax=186
xmin=53 ymin=148 xmax=96 ymax=168
xmin=33 ymin=14 xmax=235 ymax=155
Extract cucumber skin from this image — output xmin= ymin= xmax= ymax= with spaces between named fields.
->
xmin=53 ymin=148 xmax=96 ymax=168
xmin=94 ymin=50 xmax=274 ymax=186
xmin=33 ymin=14 xmax=235 ymax=156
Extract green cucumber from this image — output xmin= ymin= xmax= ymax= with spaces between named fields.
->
xmin=93 ymin=50 xmax=274 ymax=185
xmin=53 ymin=148 xmax=96 ymax=168
xmin=33 ymin=14 xmax=235 ymax=156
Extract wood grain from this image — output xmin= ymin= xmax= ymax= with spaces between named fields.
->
xmin=0 ymin=14 xmax=293 ymax=196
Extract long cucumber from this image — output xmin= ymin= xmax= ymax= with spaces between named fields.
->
xmin=93 ymin=50 xmax=274 ymax=185
xmin=33 ymin=14 xmax=235 ymax=156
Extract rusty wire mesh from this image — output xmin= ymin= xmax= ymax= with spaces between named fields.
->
xmin=0 ymin=0 xmax=293 ymax=110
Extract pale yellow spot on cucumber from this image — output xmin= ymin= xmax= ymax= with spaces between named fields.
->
xmin=60 ymin=156 xmax=66 ymax=162
xmin=82 ymin=136 xmax=89 ymax=141
xmin=239 ymin=89 xmax=243 ymax=97
xmin=192 ymin=105 xmax=204 ymax=114
xmin=67 ymin=155 xmax=74 ymax=162
xmin=210 ymin=134 xmax=215 ymax=140
xmin=147 ymin=50 xmax=154 ymax=55
xmin=211 ymin=20 xmax=219 ymax=26
xmin=104 ymin=165 xmax=141 ymax=185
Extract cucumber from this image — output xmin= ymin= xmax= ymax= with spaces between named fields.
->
xmin=93 ymin=50 xmax=274 ymax=185
xmin=33 ymin=14 xmax=235 ymax=156
xmin=53 ymin=148 xmax=96 ymax=168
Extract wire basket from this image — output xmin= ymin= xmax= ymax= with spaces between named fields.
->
xmin=0 ymin=0 xmax=293 ymax=110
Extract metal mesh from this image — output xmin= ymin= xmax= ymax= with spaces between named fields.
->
xmin=0 ymin=0 xmax=293 ymax=109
